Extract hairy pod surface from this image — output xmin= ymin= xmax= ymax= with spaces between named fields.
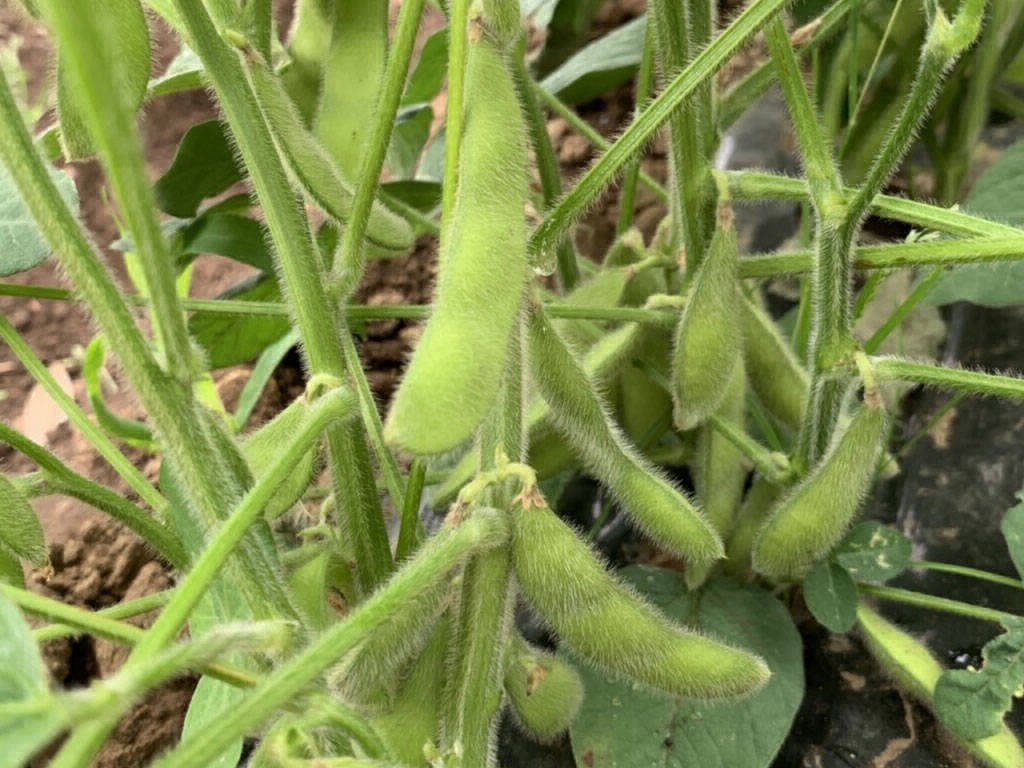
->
xmin=247 ymin=59 xmax=413 ymax=254
xmin=384 ymin=28 xmax=529 ymax=456
xmin=242 ymin=398 xmax=317 ymax=520
xmin=671 ymin=205 xmax=742 ymax=430
xmin=526 ymin=305 xmax=723 ymax=567
xmin=753 ymin=402 xmax=886 ymax=581
xmin=687 ymin=361 xmax=748 ymax=589
xmin=510 ymin=490 xmax=769 ymax=698
xmin=724 ymin=475 xmax=781 ymax=578
xmin=740 ymin=294 xmax=809 ymax=431
xmin=504 ymin=633 xmax=584 ymax=743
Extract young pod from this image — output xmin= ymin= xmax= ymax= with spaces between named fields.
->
xmin=671 ymin=203 xmax=742 ymax=431
xmin=687 ymin=362 xmax=748 ymax=589
xmin=526 ymin=306 xmax=723 ymax=568
xmin=385 ymin=26 xmax=529 ymax=456
xmin=242 ymin=398 xmax=317 ymax=520
xmin=752 ymin=401 xmax=886 ymax=582
xmin=723 ymin=476 xmax=781 ymax=578
xmin=247 ymin=58 xmax=413 ymax=255
xmin=503 ymin=633 xmax=584 ymax=743
xmin=510 ymin=490 xmax=769 ymax=699
xmin=740 ymin=294 xmax=809 ymax=431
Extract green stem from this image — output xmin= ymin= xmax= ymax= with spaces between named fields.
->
xmin=34 ymin=590 xmax=172 ymax=643
xmin=708 ymin=414 xmax=792 ymax=484
xmin=876 ymin=392 xmax=964 ymax=476
xmin=442 ymin=0 xmax=470 ymax=226
xmin=864 ymin=266 xmax=943 ymax=353
xmin=333 ymin=0 xmax=427 ymax=296
xmin=909 ymin=561 xmax=1024 ymax=591
xmin=148 ymin=510 xmax=509 ymax=768
xmin=0 ymin=318 xmax=165 ymax=513
xmin=859 ymin=583 xmax=1017 ymax=625
xmin=529 ymin=0 xmax=789 ymax=257
xmin=172 ymin=0 xmax=393 ymax=595
xmin=872 ymin=357 xmax=1024 ymax=401
xmin=395 ymin=460 xmax=426 ymax=561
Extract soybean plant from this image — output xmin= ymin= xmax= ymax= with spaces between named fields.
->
xmin=4 ymin=0 xmax=1024 ymax=766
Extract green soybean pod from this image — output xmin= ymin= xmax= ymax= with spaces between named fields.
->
xmin=687 ymin=361 xmax=748 ymax=590
xmin=752 ymin=401 xmax=886 ymax=582
xmin=510 ymin=490 xmax=769 ymax=698
xmin=857 ymin=603 xmax=1024 ymax=768
xmin=527 ymin=305 xmax=723 ymax=567
xmin=384 ymin=26 xmax=529 ymax=456
xmin=242 ymin=398 xmax=317 ymax=520
xmin=671 ymin=203 xmax=742 ymax=431
xmin=740 ymin=294 xmax=809 ymax=432
xmin=247 ymin=58 xmax=414 ymax=255
xmin=723 ymin=475 xmax=781 ymax=578
xmin=503 ymin=633 xmax=584 ymax=743
xmin=279 ymin=0 xmax=333 ymax=124
xmin=316 ymin=0 xmax=387 ymax=179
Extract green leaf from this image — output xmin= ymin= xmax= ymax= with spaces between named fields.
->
xmin=0 ymin=547 xmax=24 ymax=589
xmin=148 ymin=46 xmax=203 ymax=99
xmin=803 ymin=560 xmax=857 ymax=633
xmin=0 ymin=593 xmax=64 ymax=768
xmin=0 ymin=161 xmax=79 ymax=277
xmin=380 ymin=180 xmax=442 ymax=213
xmin=181 ymin=675 xmax=244 ymax=768
xmin=927 ymin=142 xmax=1024 ymax=306
xmin=0 ymin=474 xmax=46 ymax=568
xmin=569 ymin=569 xmax=803 ymax=768
xmin=233 ymin=329 xmax=300 ymax=431
xmin=402 ymin=29 xmax=447 ymax=106
xmin=55 ymin=0 xmax=150 ymax=160
xmin=188 ymin=275 xmax=290 ymax=368
xmin=180 ymin=214 xmax=274 ymax=273
xmin=154 ymin=120 xmax=245 ymax=218
xmin=387 ymin=106 xmax=433 ymax=180
xmin=934 ymin=617 xmax=1024 ymax=740
xmin=1001 ymin=494 xmax=1024 ymax=581
xmin=835 ymin=522 xmax=912 ymax=584
xmin=540 ymin=16 xmax=645 ymax=105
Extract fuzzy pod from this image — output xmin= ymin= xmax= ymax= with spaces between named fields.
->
xmin=503 ymin=633 xmax=584 ymax=743
xmin=723 ymin=475 xmax=781 ymax=578
xmin=247 ymin=58 xmax=413 ymax=255
xmin=527 ymin=306 xmax=723 ymax=567
xmin=315 ymin=0 xmax=387 ymax=180
xmin=857 ymin=603 xmax=1024 ymax=768
xmin=242 ymin=398 xmax=317 ymax=520
xmin=671 ymin=205 xmax=742 ymax=431
xmin=740 ymin=294 xmax=809 ymax=432
xmin=384 ymin=28 xmax=529 ymax=456
xmin=372 ymin=616 xmax=450 ymax=765
xmin=510 ymin=490 xmax=769 ymax=698
xmin=687 ymin=361 xmax=748 ymax=590
xmin=616 ymin=327 xmax=674 ymax=447
xmin=752 ymin=402 xmax=886 ymax=582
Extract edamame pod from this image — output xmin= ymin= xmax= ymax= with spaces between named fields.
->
xmin=247 ymin=58 xmax=414 ymax=255
xmin=740 ymin=294 xmax=809 ymax=431
xmin=510 ymin=490 xmax=769 ymax=698
xmin=385 ymin=25 xmax=530 ymax=455
xmin=527 ymin=305 xmax=723 ymax=567
xmin=671 ymin=203 xmax=742 ymax=430
xmin=243 ymin=398 xmax=317 ymax=520
xmin=723 ymin=475 xmax=781 ymax=578
xmin=504 ymin=633 xmax=583 ymax=743
xmin=752 ymin=401 xmax=886 ymax=581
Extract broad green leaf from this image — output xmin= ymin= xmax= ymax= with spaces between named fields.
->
xmin=0 ymin=161 xmax=78 ymax=277
xmin=181 ymin=676 xmax=244 ymax=768
xmin=180 ymin=214 xmax=274 ymax=273
xmin=402 ymin=29 xmax=447 ymax=106
xmin=0 ymin=593 xmax=64 ymax=768
xmin=0 ymin=547 xmax=24 ymax=588
xmin=154 ymin=120 xmax=245 ymax=218
xmin=927 ymin=142 xmax=1024 ymax=306
xmin=540 ymin=16 xmax=645 ymax=105
xmin=0 ymin=474 xmax=46 ymax=568
xmin=233 ymin=329 xmax=300 ymax=431
xmin=835 ymin=522 xmax=912 ymax=584
xmin=533 ymin=0 xmax=607 ymax=78
xmin=55 ymin=0 xmax=150 ymax=160
xmin=803 ymin=560 xmax=857 ymax=633
xmin=148 ymin=46 xmax=203 ymax=99
xmin=1001 ymin=494 xmax=1024 ymax=581
xmin=569 ymin=569 xmax=803 ymax=768
xmin=380 ymin=180 xmax=442 ymax=213
xmin=415 ymin=126 xmax=446 ymax=183
xmin=189 ymin=275 xmax=290 ymax=368
xmin=934 ymin=617 xmax=1024 ymax=740
xmin=388 ymin=106 xmax=433 ymax=180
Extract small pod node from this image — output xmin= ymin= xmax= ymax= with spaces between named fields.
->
xmin=385 ymin=26 xmax=530 ymax=456
xmin=504 ymin=634 xmax=584 ymax=743
xmin=510 ymin=488 xmax=770 ymax=699
xmin=671 ymin=202 xmax=742 ymax=431
xmin=752 ymin=401 xmax=886 ymax=582
xmin=526 ymin=305 xmax=723 ymax=568
xmin=740 ymin=295 xmax=809 ymax=431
